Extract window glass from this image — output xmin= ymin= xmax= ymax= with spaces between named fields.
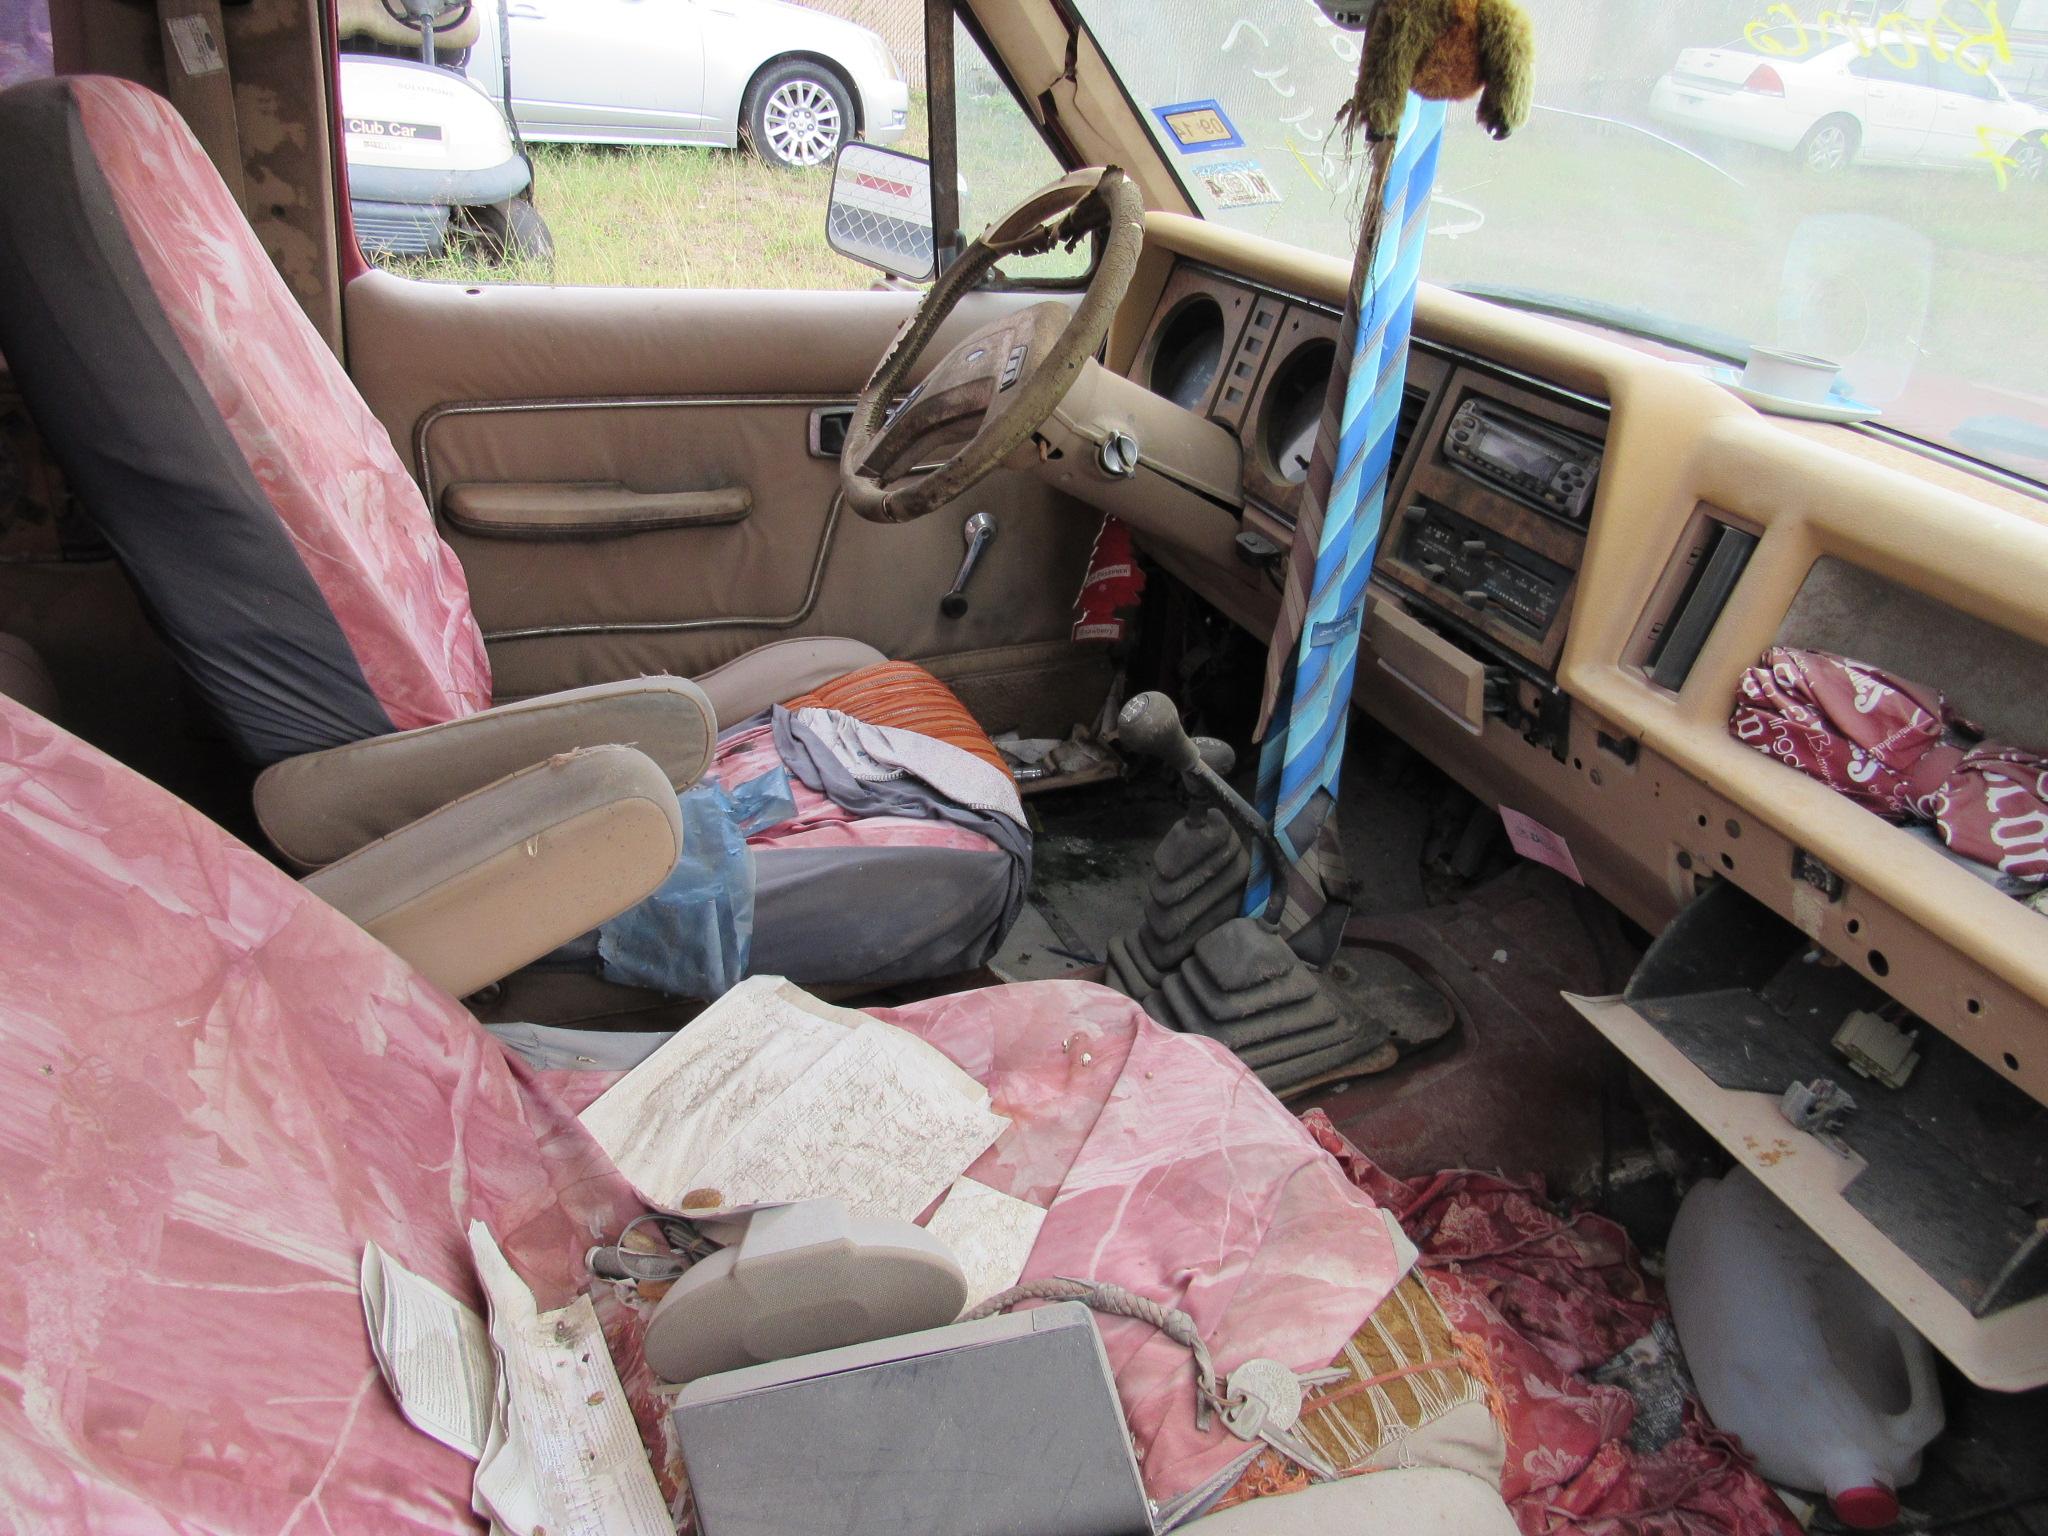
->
xmin=1847 ymin=52 xmax=1927 ymax=84
xmin=1 ymin=0 xmax=53 ymax=88
xmin=953 ymin=16 xmax=1089 ymax=281
xmin=347 ymin=0 xmax=932 ymax=290
xmin=1072 ymin=0 xmax=2048 ymax=486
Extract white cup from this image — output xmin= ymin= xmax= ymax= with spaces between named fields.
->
xmin=1742 ymin=347 xmax=1840 ymax=405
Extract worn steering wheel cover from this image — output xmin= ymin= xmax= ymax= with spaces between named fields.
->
xmin=840 ymin=167 xmax=1146 ymax=524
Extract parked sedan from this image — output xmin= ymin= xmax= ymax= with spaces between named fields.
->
xmin=465 ymin=0 xmax=911 ymax=168
xmin=1649 ymin=27 xmax=2047 ymax=179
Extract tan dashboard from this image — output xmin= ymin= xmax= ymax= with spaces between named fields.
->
xmin=1106 ymin=213 xmax=2048 ymax=1388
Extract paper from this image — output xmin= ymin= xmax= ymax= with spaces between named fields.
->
xmin=359 ymin=1244 xmax=494 ymax=1460
xmin=164 ymin=13 xmax=225 ymax=76
xmin=925 ymin=1178 xmax=1046 ymax=1309
xmin=1500 ymin=806 xmax=1585 ymax=885
xmin=581 ymin=976 xmax=1009 ymax=1223
xmin=467 ymin=1223 xmax=671 ymax=1536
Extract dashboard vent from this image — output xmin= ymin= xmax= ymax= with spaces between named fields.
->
xmin=1645 ymin=518 xmax=1760 ymax=691
xmin=1390 ymin=384 xmax=1431 ymax=476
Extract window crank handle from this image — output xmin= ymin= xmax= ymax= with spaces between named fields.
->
xmin=940 ymin=512 xmax=996 ymax=619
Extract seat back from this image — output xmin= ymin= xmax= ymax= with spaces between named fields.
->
xmin=0 ymin=76 xmax=490 ymax=763
xmin=0 ymin=690 xmax=653 ymax=1530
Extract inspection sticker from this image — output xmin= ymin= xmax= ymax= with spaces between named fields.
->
xmin=1500 ymin=807 xmax=1584 ymax=885
xmin=165 ymin=13 xmax=226 ymax=77
xmin=1196 ymin=158 xmax=1282 ymax=209
xmin=1152 ymin=99 xmax=1244 ymax=154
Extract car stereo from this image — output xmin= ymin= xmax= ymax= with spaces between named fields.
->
xmin=1443 ymin=397 xmax=1601 ymax=523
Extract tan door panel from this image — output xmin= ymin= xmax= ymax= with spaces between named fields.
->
xmin=342 ymin=271 xmax=1101 ymax=715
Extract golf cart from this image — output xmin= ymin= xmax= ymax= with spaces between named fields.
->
xmin=338 ymin=0 xmax=551 ymax=261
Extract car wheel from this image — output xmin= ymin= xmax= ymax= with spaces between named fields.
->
xmin=464 ymin=197 xmax=555 ymax=264
xmin=2013 ymin=136 xmax=2046 ymax=185
xmin=1795 ymin=115 xmax=1859 ymax=175
xmin=744 ymin=60 xmax=854 ymax=170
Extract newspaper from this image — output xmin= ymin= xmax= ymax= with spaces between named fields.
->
xmin=924 ymin=1178 xmax=1047 ymax=1309
xmin=359 ymin=1231 xmax=669 ymax=1536
xmin=580 ymin=975 xmax=1009 ymax=1224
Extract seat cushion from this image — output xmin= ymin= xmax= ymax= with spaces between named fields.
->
xmin=0 ymin=77 xmax=489 ymax=761
xmin=689 ymin=635 xmax=886 ymax=728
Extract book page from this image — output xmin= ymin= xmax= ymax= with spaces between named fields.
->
xmin=677 ymin=1018 xmax=1008 ymax=1221
xmin=924 ymin=1178 xmax=1047 ymax=1309
xmin=579 ymin=975 xmax=857 ymax=1207
xmin=359 ymin=1243 xmax=493 ymax=1460
xmin=581 ymin=977 xmax=1008 ymax=1223
xmin=467 ymin=1223 xmax=671 ymax=1536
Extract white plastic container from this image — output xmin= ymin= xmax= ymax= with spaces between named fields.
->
xmin=1665 ymin=1171 xmax=1944 ymax=1531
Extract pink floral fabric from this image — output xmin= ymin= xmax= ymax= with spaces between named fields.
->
xmin=72 ymin=77 xmax=491 ymax=731
xmin=0 ymin=696 xmax=672 ymax=1534
xmin=1304 ymin=1114 xmax=1800 ymax=1536
xmin=872 ymin=983 xmax=1409 ymax=1508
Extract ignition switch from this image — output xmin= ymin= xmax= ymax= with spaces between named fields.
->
xmin=1097 ymin=430 xmax=1140 ymax=480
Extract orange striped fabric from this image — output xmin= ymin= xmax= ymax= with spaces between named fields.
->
xmin=784 ymin=661 xmax=1011 ymax=777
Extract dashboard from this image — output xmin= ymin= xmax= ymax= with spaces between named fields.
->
xmin=1103 ymin=220 xmax=2048 ymax=1391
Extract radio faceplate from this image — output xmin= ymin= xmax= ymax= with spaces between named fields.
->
xmin=1444 ymin=397 xmax=1601 ymax=524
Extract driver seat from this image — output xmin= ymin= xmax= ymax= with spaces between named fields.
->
xmin=0 ymin=75 xmax=1025 ymax=991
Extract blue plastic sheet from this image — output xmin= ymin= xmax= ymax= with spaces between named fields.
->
xmin=724 ymin=759 xmax=797 ymax=838
xmin=597 ymin=779 xmax=755 ymax=998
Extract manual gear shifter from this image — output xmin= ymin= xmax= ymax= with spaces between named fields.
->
xmin=1108 ymin=692 xmax=1372 ymax=1095
xmin=1115 ymin=692 xmax=1287 ymax=927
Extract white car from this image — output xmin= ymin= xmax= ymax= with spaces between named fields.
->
xmin=464 ymin=0 xmax=911 ymax=169
xmin=1649 ymin=28 xmax=2048 ymax=179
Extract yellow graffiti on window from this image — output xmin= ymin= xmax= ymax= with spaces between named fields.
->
xmin=1972 ymin=122 xmax=2021 ymax=189
xmin=1742 ymin=0 xmax=2012 ymax=75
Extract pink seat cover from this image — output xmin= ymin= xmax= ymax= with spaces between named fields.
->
xmin=1 ymin=692 xmax=1406 ymax=1525
xmin=72 ymin=76 xmax=491 ymax=732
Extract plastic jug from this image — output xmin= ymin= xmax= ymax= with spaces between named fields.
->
xmin=1665 ymin=1171 xmax=1944 ymax=1530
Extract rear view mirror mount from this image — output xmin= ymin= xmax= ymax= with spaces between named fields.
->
xmin=825 ymin=143 xmax=937 ymax=284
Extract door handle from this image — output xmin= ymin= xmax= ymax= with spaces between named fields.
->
xmin=940 ymin=512 xmax=996 ymax=619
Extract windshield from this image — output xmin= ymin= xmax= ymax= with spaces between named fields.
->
xmin=1070 ymin=0 xmax=2048 ymax=487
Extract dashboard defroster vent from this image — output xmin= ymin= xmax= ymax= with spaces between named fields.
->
xmin=1390 ymin=383 xmax=1431 ymax=477
xmin=1644 ymin=517 xmax=1760 ymax=691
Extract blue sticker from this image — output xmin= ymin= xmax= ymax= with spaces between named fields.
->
xmin=1151 ymin=99 xmax=1244 ymax=154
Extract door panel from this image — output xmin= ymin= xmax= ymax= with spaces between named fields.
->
xmin=342 ymin=272 xmax=1103 ymax=725
xmin=1848 ymin=54 xmax=1935 ymax=161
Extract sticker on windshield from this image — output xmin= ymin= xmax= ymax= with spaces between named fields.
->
xmin=1196 ymin=159 xmax=1281 ymax=209
xmin=1152 ymin=99 xmax=1244 ymax=154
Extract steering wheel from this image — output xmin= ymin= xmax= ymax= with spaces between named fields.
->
xmin=840 ymin=167 xmax=1145 ymax=524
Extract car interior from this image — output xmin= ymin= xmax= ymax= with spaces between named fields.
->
xmin=1 ymin=0 xmax=2045 ymax=1533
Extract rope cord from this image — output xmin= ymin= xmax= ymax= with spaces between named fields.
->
xmin=964 ymin=1277 xmax=1224 ymax=1423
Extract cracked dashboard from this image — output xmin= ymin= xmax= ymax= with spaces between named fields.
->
xmin=1124 ymin=261 xmax=1609 ymax=682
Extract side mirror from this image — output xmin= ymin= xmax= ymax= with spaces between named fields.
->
xmin=825 ymin=143 xmax=936 ymax=283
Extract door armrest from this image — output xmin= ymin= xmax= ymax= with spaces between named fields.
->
xmin=255 ymin=676 xmax=715 ymax=868
xmin=302 ymin=744 xmax=683 ymax=999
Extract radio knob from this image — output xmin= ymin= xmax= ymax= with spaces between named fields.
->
xmin=1420 ymin=561 xmax=1447 ymax=580
xmin=1462 ymin=589 xmax=1490 ymax=607
xmin=1461 ymin=538 xmax=1487 ymax=555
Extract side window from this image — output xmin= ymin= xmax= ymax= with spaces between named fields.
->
xmin=1847 ymin=53 xmax=1927 ymax=86
xmin=1929 ymin=59 xmax=1999 ymax=99
xmin=950 ymin=16 xmax=1087 ymax=283
xmin=344 ymin=0 xmax=932 ymax=289
xmin=342 ymin=1 xmax=1078 ymax=291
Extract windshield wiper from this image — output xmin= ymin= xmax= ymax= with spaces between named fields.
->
xmin=1454 ymin=284 xmax=1750 ymax=366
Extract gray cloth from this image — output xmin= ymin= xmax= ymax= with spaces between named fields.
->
xmin=487 ymin=1021 xmax=675 ymax=1073
xmin=773 ymin=705 xmax=1031 ymax=974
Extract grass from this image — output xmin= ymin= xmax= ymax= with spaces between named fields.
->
xmin=377 ymin=77 xmax=1087 ymax=291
